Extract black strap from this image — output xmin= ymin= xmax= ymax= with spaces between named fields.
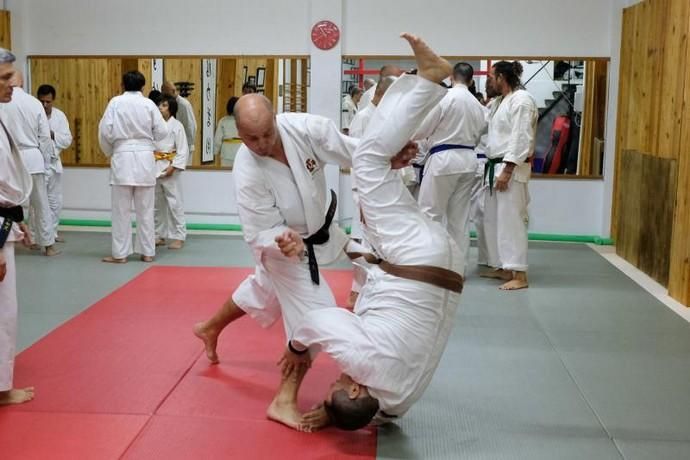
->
xmin=288 ymin=340 xmax=309 ymax=355
xmin=302 ymin=189 xmax=338 ymax=285
xmin=0 ymin=206 xmax=23 ymax=249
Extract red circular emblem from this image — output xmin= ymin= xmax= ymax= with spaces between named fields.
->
xmin=311 ymin=20 xmax=340 ymax=50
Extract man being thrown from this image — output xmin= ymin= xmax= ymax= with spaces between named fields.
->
xmin=192 ymin=93 xmax=415 ymax=426
xmin=271 ymin=33 xmax=463 ymax=431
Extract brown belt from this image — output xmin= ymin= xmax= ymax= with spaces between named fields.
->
xmin=347 ymin=251 xmax=464 ymax=293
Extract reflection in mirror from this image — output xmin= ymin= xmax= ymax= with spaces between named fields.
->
xmin=342 ymin=57 xmax=608 ymax=177
xmin=28 ymin=56 xmax=310 ymax=169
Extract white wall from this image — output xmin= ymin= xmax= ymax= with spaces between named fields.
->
xmin=8 ymin=0 xmax=623 ymax=237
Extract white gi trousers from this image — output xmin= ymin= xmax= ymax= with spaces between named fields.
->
xmin=111 ymin=185 xmax=155 ymax=259
xmin=23 ymin=173 xmax=55 ymax=247
xmin=0 ymin=242 xmax=17 ymax=391
xmin=469 ymin=160 xmax=490 ymax=266
xmin=418 ymin=169 xmax=475 ymax=270
xmin=233 ymin=253 xmax=337 ymax=339
xmin=45 ymin=169 xmax=63 ymax=239
xmin=483 ymin=177 xmax=529 ymax=271
xmin=154 ymin=173 xmax=186 ymax=241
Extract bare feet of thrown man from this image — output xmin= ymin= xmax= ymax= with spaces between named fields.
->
xmin=0 ymin=387 xmax=35 ymax=405
xmin=267 ymin=396 xmax=307 ymax=432
xmin=400 ymin=32 xmax=452 ymax=83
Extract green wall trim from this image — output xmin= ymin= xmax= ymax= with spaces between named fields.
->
xmin=60 ymin=219 xmax=613 ymax=245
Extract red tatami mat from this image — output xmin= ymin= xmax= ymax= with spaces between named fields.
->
xmin=123 ymin=415 xmax=376 ymax=460
xmin=1 ymin=266 xmax=374 ymax=459
xmin=0 ymin=412 xmax=149 ymax=460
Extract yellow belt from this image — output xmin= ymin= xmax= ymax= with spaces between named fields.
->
xmin=154 ymin=151 xmax=176 ymax=161
xmin=222 ymin=138 xmax=242 ymax=144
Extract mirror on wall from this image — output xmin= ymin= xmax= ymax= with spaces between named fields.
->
xmin=28 ymin=56 xmax=310 ymax=169
xmin=341 ymin=57 xmax=609 ymax=177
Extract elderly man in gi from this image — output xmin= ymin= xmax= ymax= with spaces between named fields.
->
xmin=414 ymin=61 xmax=487 ymax=267
xmin=0 ymin=48 xmax=35 ymax=406
xmin=0 ymin=71 xmax=58 ymax=257
xmin=270 ymin=33 xmax=464 ymax=432
xmin=99 ymin=71 xmax=168 ymax=263
xmin=480 ymin=61 xmax=538 ymax=290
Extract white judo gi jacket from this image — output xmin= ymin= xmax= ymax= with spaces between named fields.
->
xmin=154 ymin=117 xmax=188 ymax=177
xmin=98 ymin=91 xmax=168 ymax=186
xmin=232 ymin=113 xmax=357 ymax=334
xmin=0 ymin=119 xmax=33 ymax=392
xmin=0 ymin=87 xmax=54 ymax=174
xmin=47 ymin=107 xmax=72 ymax=174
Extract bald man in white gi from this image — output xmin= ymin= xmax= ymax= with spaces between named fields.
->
xmin=0 ymin=71 xmax=58 ymax=257
xmin=0 ymin=48 xmax=35 ymax=405
xmin=99 ymin=71 xmax=168 ymax=263
xmin=414 ymin=62 xmax=487 ymax=267
xmin=271 ymin=34 xmax=464 ymax=432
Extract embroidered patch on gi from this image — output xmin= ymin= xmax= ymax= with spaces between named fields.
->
xmin=305 ymin=158 xmax=319 ymax=175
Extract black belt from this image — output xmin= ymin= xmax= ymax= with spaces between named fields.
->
xmin=0 ymin=206 xmax=24 ymax=249
xmin=302 ymin=189 xmax=337 ymax=285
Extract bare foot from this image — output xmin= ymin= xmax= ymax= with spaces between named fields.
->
xmin=400 ymin=32 xmax=452 ymax=83
xmin=55 ymin=235 xmax=65 ymax=243
xmin=480 ymin=268 xmax=513 ymax=281
xmin=102 ymin=256 xmax=127 ymax=264
xmin=140 ymin=255 xmax=154 ymax=263
xmin=267 ymin=397 xmax=306 ymax=431
xmin=193 ymin=322 xmax=220 ymax=364
xmin=0 ymin=387 xmax=35 ymax=405
xmin=29 ymin=244 xmax=41 ymax=251
xmin=155 ymin=238 xmax=166 ymax=247
xmin=167 ymin=239 xmax=184 ymax=250
xmin=346 ymin=290 xmax=359 ymax=310
xmin=44 ymin=245 xmax=61 ymax=257
xmin=500 ymin=272 xmax=528 ymax=290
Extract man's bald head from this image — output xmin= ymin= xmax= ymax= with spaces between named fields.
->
xmin=234 ymin=94 xmax=280 ymax=157
xmin=372 ymin=76 xmax=395 ymax=106
xmin=379 ymin=65 xmax=404 ymax=78
xmin=161 ymin=81 xmax=177 ymax=96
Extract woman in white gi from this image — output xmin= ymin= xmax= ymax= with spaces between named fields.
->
xmin=0 ymin=48 xmax=35 ymax=405
xmin=481 ymin=61 xmax=538 ymax=290
xmin=341 ymin=86 xmax=362 ymax=135
xmin=154 ymin=95 xmax=189 ymax=250
xmin=213 ymin=96 xmax=241 ymax=167
xmin=273 ymin=34 xmax=464 ymax=432
xmin=98 ymin=71 xmax=168 ymax=263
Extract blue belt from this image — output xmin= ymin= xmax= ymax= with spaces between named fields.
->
xmin=419 ymin=144 xmax=476 ymax=182
xmin=476 ymin=153 xmax=486 ymax=159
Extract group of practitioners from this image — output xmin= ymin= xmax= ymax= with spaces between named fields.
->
xmin=1 ymin=34 xmax=537 ymax=439
xmin=193 ymin=33 xmax=538 ymax=432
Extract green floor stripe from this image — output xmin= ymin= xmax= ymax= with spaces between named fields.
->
xmin=60 ymin=219 xmax=613 ymax=244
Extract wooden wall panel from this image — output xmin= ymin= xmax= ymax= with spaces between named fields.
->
xmin=616 ymin=150 xmax=676 ymax=286
xmin=164 ymin=59 xmax=202 ymax=165
xmin=30 ymin=58 xmax=121 ymax=166
xmin=580 ymin=60 xmax=608 ymax=175
xmin=614 ymin=0 xmax=690 ymax=304
xmin=0 ymin=10 xmax=10 ymax=50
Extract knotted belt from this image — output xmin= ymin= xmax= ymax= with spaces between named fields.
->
xmin=0 ymin=206 xmax=24 ymax=249
xmin=302 ymin=189 xmax=337 ymax=285
xmin=418 ymin=143 xmax=475 ymax=182
xmin=222 ymin=138 xmax=243 ymax=144
xmin=154 ymin=150 xmax=176 ymax=161
xmin=346 ymin=251 xmax=464 ymax=293
xmin=483 ymin=156 xmax=532 ymax=195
